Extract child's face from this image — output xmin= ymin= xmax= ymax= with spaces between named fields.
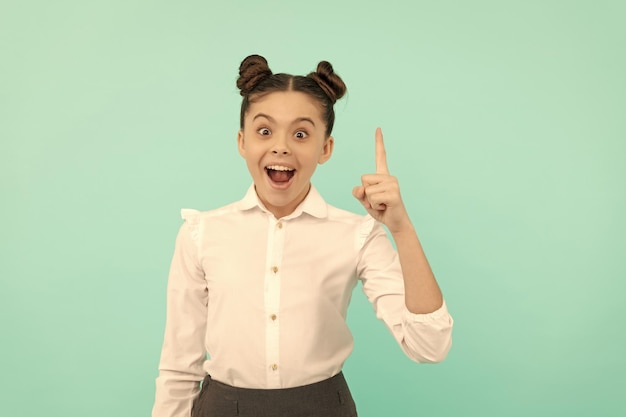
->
xmin=237 ymin=91 xmax=333 ymax=218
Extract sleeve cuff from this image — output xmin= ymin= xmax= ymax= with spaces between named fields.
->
xmin=402 ymin=300 xmax=450 ymax=323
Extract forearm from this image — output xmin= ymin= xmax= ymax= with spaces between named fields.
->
xmin=391 ymin=222 xmax=443 ymax=314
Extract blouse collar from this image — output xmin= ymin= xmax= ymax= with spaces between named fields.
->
xmin=236 ymin=183 xmax=328 ymax=219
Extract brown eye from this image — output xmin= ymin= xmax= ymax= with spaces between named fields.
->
xmin=294 ymin=130 xmax=308 ymax=139
xmin=258 ymin=127 xmax=271 ymax=136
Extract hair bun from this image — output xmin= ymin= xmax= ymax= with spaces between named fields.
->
xmin=237 ymin=55 xmax=273 ymax=96
xmin=307 ymin=61 xmax=347 ymax=104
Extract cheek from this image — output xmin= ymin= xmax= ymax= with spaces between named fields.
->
xmin=302 ymin=154 xmax=322 ymax=170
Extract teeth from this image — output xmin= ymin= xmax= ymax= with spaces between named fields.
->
xmin=266 ymin=165 xmax=295 ymax=171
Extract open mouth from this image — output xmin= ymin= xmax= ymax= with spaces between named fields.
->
xmin=265 ymin=165 xmax=296 ymax=185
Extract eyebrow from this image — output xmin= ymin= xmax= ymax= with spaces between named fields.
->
xmin=252 ymin=113 xmax=316 ymax=127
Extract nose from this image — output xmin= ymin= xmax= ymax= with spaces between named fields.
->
xmin=271 ymin=135 xmax=291 ymax=155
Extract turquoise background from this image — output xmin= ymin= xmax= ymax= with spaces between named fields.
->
xmin=1 ymin=0 xmax=625 ymax=416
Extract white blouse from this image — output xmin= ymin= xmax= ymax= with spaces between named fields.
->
xmin=152 ymin=185 xmax=453 ymax=417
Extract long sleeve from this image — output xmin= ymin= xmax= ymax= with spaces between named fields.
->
xmin=356 ymin=217 xmax=453 ymax=363
xmin=152 ymin=210 xmax=208 ymax=417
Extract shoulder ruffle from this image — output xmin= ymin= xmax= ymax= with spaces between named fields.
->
xmin=358 ymin=215 xmax=378 ymax=248
xmin=180 ymin=208 xmax=201 ymax=243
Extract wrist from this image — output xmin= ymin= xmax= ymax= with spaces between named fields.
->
xmin=389 ymin=219 xmax=416 ymax=237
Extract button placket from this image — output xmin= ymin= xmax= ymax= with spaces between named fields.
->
xmin=264 ymin=217 xmax=284 ymax=387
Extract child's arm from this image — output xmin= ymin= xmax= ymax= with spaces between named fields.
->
xmin=352 ymin=128 xmax=443 ymax=314
xmin=153 ymin=212 xmax=208 ymax=417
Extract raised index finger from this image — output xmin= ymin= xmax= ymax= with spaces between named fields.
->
xmin=375 ymin=127 xmax=389 ymax=174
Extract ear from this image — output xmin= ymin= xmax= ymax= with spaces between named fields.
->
xmin=237 ymin=130 xmax=245 ymax=158
xmin=318 ymin=136 xmax=334 ymax=164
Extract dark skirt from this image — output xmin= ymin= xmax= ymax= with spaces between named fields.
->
xmin=191 ymin=372 xmax=358 ymax=417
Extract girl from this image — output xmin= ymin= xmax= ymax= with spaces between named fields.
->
xmin=152 ymin=55 xmax=453 ymax=417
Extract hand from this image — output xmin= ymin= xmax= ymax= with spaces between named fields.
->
xmin=352 ymin=128 xmax=412 ymax=234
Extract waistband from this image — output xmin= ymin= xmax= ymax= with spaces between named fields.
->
xmin=193 ymin=372 xmax=356 ymax=417
xmin=205 ymin=372 xmax=349 ymax=395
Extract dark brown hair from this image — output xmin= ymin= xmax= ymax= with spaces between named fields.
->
xmin=237 ymin=55 xmax=347 ymax=137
